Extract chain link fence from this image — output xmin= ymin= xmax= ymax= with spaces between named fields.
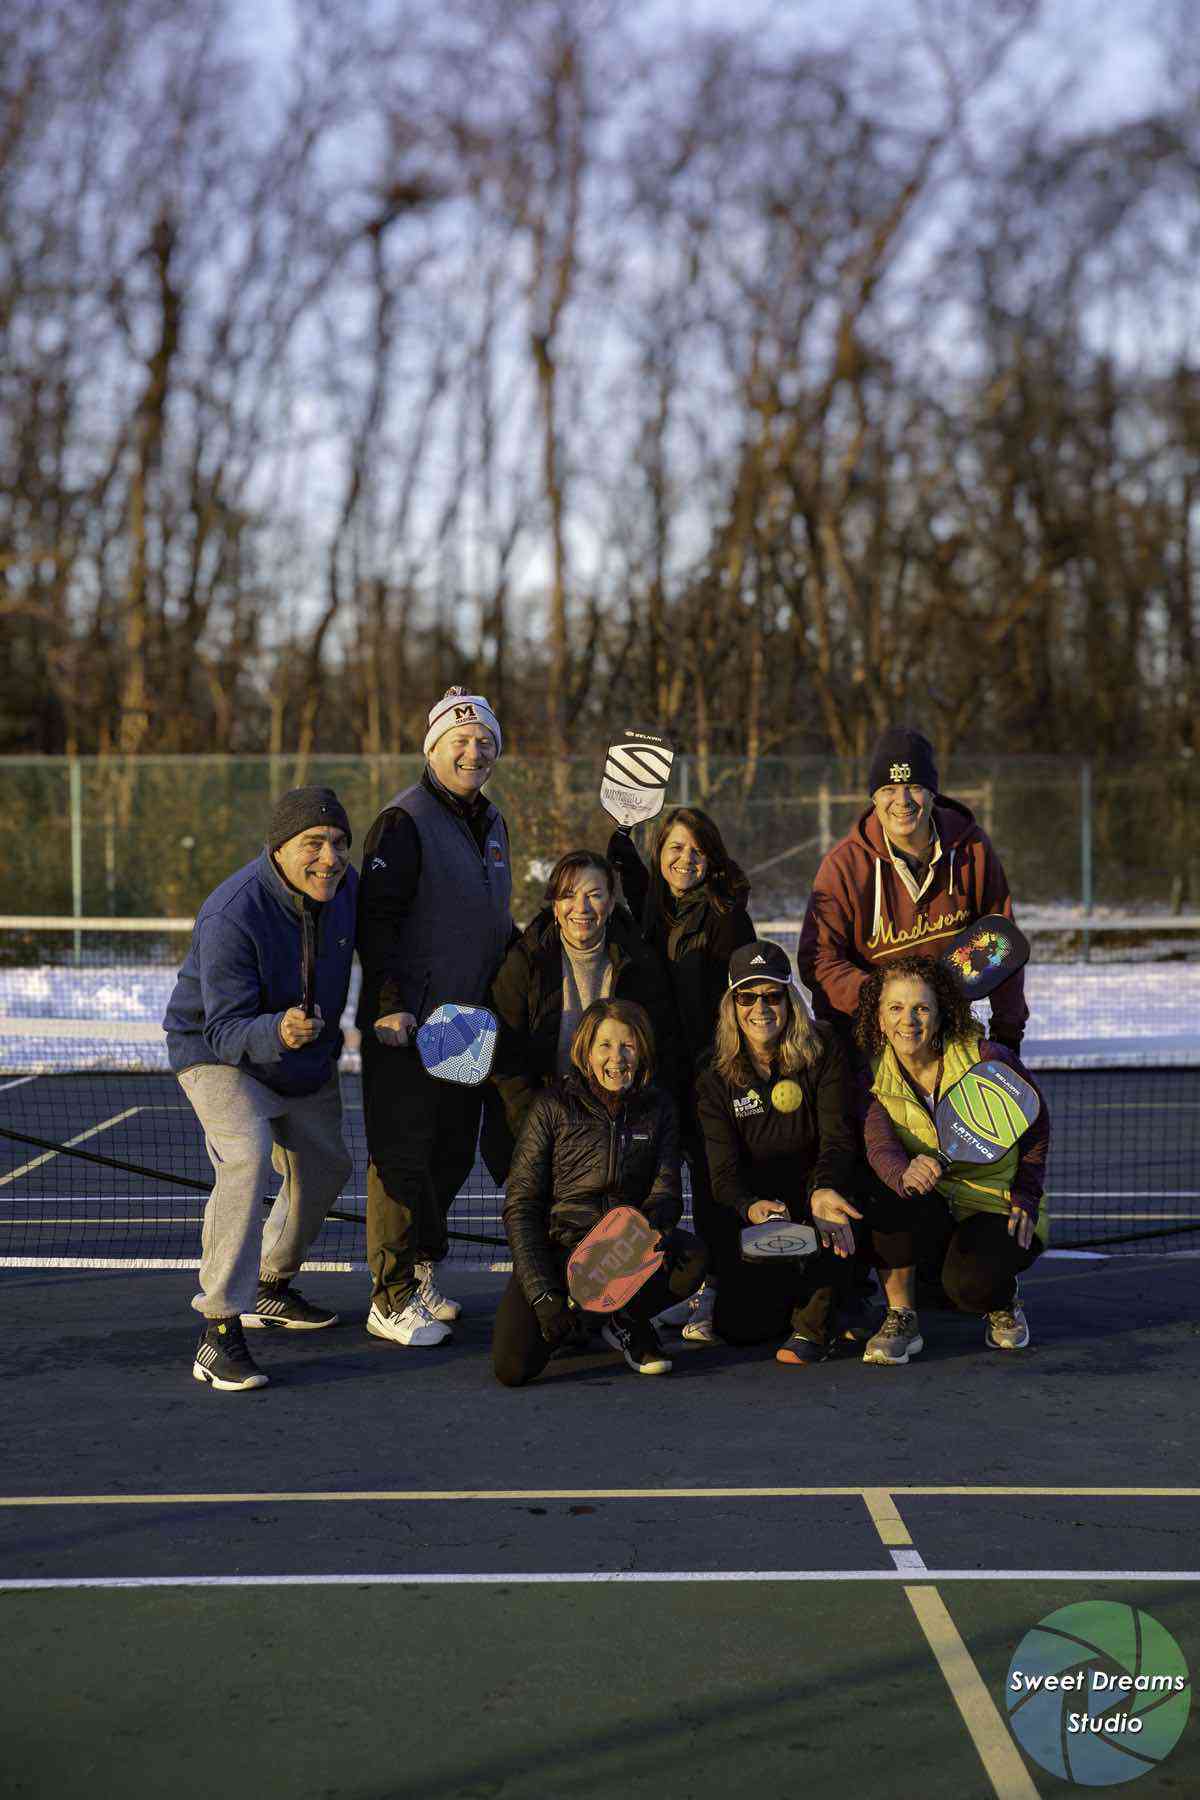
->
xmin=2 ymin=752 xmax=1197 ymax=923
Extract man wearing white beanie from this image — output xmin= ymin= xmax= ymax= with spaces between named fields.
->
xmin=355 ymin=688 xmax=515 ymax=1345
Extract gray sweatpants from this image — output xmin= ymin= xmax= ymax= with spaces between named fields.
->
xmin=178 ymin=1064 xmax=353 ymax=1318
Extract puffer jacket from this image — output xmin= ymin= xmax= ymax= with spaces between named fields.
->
xmin=502 ymin=1073 xmax=682 ymax=1304
xmin=488 ymin=903 xmax=684 ymax=1162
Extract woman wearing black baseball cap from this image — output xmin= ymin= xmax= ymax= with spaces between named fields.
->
xmin=693 ymin=942 xmax=864 ymax=1364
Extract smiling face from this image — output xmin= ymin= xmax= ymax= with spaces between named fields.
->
xmin=733 ymin=981 xmax=790 ymax=1052
xmin=273 ymin=826 xmax=351 ymax=903
xmin=660 ymin=823 xmax=707 ymax=897
xmin=427 ymin=725 xmax=497 ymax=799
xmin=588 ymin=1018 xmax=640 ymax=1093
xmin=871 ymin=781 xmax=934 ymax=853
xmin=878 ymin=973 xmax=941 ymax=1064
xmin=554 ymin=865 xmax=615 ymax=952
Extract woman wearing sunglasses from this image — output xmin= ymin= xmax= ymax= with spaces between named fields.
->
xmin=694 ymin=942 xmax=863 ymax=1364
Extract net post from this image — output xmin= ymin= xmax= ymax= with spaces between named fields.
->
xmin=1081 ymin=759 xmax=1093 ymax=963
xmin=69 ymin=759 xmax=83 ymax=965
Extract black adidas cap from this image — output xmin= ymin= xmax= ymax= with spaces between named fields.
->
xmin=728 ymin=940 xmax=793 ymax=990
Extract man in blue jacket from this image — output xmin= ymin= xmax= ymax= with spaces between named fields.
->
xmin=163 ymin=787 xmax=357 ymax=1392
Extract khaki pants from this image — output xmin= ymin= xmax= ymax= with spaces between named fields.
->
xmin=178 ymin=1063 xmax=352 ymax=1318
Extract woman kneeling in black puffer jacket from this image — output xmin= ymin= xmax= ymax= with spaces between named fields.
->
xmin=494 ymin=998 xmax=706 ymax=1385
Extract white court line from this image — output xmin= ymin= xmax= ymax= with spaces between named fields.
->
xmin=0 ymin=1108 xmax=142 ymax=1189
xmin=2 ymin=1569 xmax=1198 ymax=1593
xmin=0 ymin=1257 xmax=366 ymax=1272
xmin=0 ymin=1485 xmax=1196 ymax=1506
xmin=862 ymin=1491 xmax=1033 ymax=1797
xmin=0 ymin=1076 xmax=39 ymax=1094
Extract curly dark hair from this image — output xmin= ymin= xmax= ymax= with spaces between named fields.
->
xmin=853 ymin=952 xmax=977 ymax=1059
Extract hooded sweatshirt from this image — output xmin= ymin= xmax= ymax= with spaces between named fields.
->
xmin=796 ymin=796 xmax=1027 ymax=1043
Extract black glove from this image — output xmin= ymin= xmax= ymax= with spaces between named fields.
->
xmin=988 ymin=1025 xmax=1023 ymax=1054
xmin=650 ymin=1226 xmax=688 ymax=1268
xmin=532 ymin=1290 xmax=575 ymax=1347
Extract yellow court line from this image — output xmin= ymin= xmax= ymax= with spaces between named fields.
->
xmin=0 ymin=1107 xmax=142 ymax=1188
xmin=862 ymin=1488 xmax=913 ymax=1547
xmin=906 ymin=1585 xmax=1040 ymax=1799
xmin=0 ymin=1485 xmax=1196 ymax=1508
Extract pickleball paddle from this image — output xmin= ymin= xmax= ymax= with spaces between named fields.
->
xmin=933 ymin=1058 xmax=1040 ymax=1167
xmin=939 ymin=915 xmax=1030 ymax=999
xmin=415 ymin=1003 xmax=498 ymax=1086
xmin=740 ymin=1218 xmax=820 ymax=1262
xmin=600 ymin=727 xmax=675 ymax=830
xmin=566 ymin=1205 xmax=665 ymax=1312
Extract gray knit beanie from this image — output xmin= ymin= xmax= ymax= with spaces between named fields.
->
xmin=266 ymin=786 xmax=352 ymax=852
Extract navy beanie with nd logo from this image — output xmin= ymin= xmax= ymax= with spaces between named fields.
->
xmin=867 ymin=728 xmax=938 ymax=797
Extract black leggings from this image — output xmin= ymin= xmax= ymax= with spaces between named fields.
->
xmin=871 ymin=1192 xmax=1041 ymax=1314
xmin=492 ymin=1232 xmax=707 ymax=1387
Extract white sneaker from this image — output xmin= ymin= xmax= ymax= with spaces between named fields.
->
xmin=415 ymin=1260 xmax=461 ymax=1323
xmin=366 ymin=1293 xmax=451 ymax=1347
xmin=681 ymin=1284 xmax=721 ymax=1345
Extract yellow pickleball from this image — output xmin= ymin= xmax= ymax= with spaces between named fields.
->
xmin=771 ymin=1079 xmax=804 ymax=1113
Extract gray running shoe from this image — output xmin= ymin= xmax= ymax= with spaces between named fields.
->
xmin=862 ymin=1307 xmax=924 ymax=1366
xmin=985 ymin=1303 xmax=1030 ymax=1351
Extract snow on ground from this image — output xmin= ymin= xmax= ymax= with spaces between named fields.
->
xmin=2 ymin=953 xmax=1199 ymax=1048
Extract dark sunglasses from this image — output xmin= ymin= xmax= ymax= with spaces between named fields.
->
xmin=733 ymin=986 xmax=788 ymax=1009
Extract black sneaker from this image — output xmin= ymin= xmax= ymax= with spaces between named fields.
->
xmin=601 ymin=1315 xmax=672 ymax=1376
xmin=241 ymin=1278 xmax=338 ymax=1331
xmin=193 ymin=1316 xmax=268 ymax=1391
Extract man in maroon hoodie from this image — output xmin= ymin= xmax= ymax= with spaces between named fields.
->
xmin=797 ymin=727 xmax=1027 ymax=1053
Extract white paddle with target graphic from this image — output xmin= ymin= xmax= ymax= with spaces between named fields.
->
xmin=600 ymin=727 xmax=675 ymax=830
xmin=415 ymin=1004 xmax=499 ymax=1086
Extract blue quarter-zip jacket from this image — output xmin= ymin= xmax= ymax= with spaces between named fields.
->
xmin=163 ymin=849 xmax=358 ymax=1096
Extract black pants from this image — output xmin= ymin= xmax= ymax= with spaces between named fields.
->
xmin=361 ymin=1032 xmax=483 ymax=1306
xmin=492 ymin=1232 xmax=707 ymax=1387
xmin=871 ymin=1192 xmax=1041 ymax=1314
xmin=712 ymin=1242 xmax=854 ymax=1347
xmin=684 ymin=1140 xmax=741 ymax=1275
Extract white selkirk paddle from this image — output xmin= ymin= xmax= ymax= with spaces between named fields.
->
xmin=600 ymin=727 xmax=675 ymax=830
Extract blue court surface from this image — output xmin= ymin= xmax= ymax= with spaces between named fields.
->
xmin=0 ymin=1254 xmax=1196 ymax=1797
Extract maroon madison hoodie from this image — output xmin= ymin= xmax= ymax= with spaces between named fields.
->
xmin=796 ymin=796 xmax=1028 ymax=1042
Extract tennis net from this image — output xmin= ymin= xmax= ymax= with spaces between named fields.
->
xmin=1 ymin=917 xmax=1198 ymax=1268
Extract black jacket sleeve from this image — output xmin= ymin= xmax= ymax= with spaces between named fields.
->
xmin=640 ymin=1090 xmax=683 ymax=1233
xmin=354 ymin=808 xmax=424 ymax=1023
xmin=694 ymin=1069 xmax=757 ymax=1222
xmin=624 ymin=930 xmax=686 ymax=1111
xmin=808 ymin=1031 xmax=861 ymax=1197
xmin=502 ymin=1090 xmax=564 ymax=1304
xmin=488 ymin=935 xmax=544 ymax=1146
xmin=607 ymin=828 xmax=651 ymax=922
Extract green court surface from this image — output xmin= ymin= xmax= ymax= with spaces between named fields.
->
xmin=1 ymin=1578 xmax=1195 ymax=1799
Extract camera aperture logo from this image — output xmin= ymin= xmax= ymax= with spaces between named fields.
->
xmin=1007 ymin=1602 xmax=1190 ymax=1786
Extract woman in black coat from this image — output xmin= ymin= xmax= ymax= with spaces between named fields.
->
xmin=694 ymin=941 xmax=863 ymax=1365
xmin=486 ymin=849 xmax=684 ymax=1176
xmin=607 ymin=807 xmax=755 ymax=1343
xmin=493 ymin=999 xmax=706 ymax=1386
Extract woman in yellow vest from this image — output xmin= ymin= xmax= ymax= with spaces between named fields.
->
xmin=853 ymin=952 xmax=1048 ymax=1366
